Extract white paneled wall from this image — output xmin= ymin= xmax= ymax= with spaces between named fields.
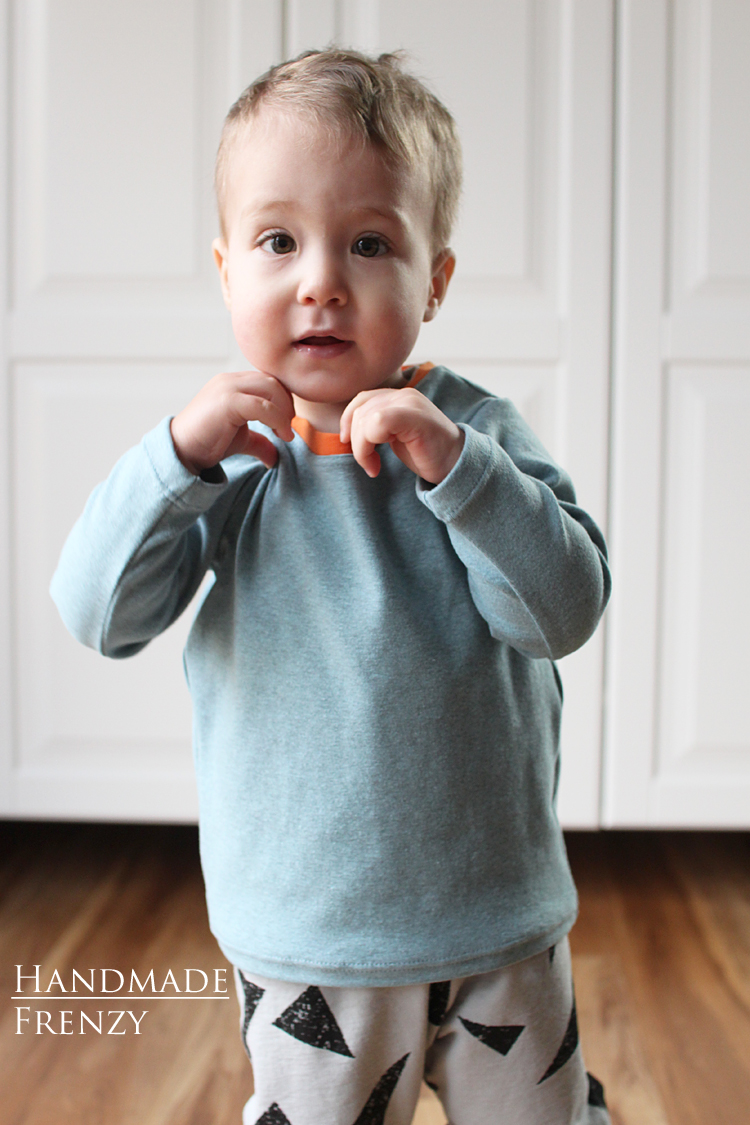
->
xmin=1 ymin=0 xmax=747 ymax=826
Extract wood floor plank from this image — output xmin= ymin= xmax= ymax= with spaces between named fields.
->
xmin=573 ymin=954 xmax=670 ymax=1125
xmin=664 ymin=833 xmax=750 ymax=1015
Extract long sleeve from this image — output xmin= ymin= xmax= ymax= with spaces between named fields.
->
xmin=50 ymin=416 xmax=264 ymax=658
xmin=417 ymin=402 xmax=610 ymax=660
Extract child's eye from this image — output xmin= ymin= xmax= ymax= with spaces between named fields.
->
xmin=352 ymin=235 xmax=388 ymax=258
xmin=259 ymin=232 xmax=296 ymax=255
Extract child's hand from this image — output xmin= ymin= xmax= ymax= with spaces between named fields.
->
xmin=339 ymin=388 xmax=465 ymax=483
xmin=170 ymin=371 xmax=295 ymax=474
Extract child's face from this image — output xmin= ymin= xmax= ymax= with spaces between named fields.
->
xmin=213 ymin=110 xmax=454 ymax=426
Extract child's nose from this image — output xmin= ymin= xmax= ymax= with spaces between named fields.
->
xmin=296 ymin=249 xmax=348 ymax=306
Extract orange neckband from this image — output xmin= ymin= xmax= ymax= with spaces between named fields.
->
xmin=291 ymin=362 xmax=435 ymax=456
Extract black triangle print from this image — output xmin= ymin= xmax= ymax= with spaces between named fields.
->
xmin=587 ymin=1072 xmax=607 ymax=1108
xmin=458 ymin=1016 xmax=524 ymax=1056
xmin=538 ymin=1001 xmax=579 ymax=1083
xmin=273 ymin=985 xmax=354 ymax=1056
xmin=549 ymin=945 xmax=556 ymax=964
xmin=352 ymin=1053 xmax=410 ymax=1125
xmin=255 ymin=1104 xmax=293 ymax=1125
xmin=428 ymin=981 xmax=451 ymax=1026
xmin=238 ymin=972 xmax=265 ymax=1055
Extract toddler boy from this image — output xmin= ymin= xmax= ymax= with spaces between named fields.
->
xmin=52 ymin=49 xmax=611 ymax=1125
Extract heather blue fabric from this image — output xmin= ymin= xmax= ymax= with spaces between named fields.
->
xmin=50 ymin=366 xmax=610 ymax=987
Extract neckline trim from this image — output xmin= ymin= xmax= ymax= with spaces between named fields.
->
xmin=290 ymin=362 xmax=435 ymax=456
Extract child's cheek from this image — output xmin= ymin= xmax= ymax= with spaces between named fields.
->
xmin=231 ymin=316 xmax=264 ymax=366
xmin=230 ymin=302 xmax=277 ymax=367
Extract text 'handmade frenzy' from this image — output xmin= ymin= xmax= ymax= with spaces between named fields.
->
xmin=13 ymin=964 xmax=230 ymax=1035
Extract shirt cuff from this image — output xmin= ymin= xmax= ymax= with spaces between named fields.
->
xmin=141 ymin=416 xmax=230 ymax=510
xmin=416 ymin=424 xmax=498 ymax=523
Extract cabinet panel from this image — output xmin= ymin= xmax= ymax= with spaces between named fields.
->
xmin=38 ymin=0 xmax=198 ymax=282
xmin=0 ymin=0 xmax=10 ymax=810
xmin=10 ymin=0 xmax=238 ymax=357
xmin=656 ymin=368 xmax=750 ymax=816
xmin=605 ymin=0 xmax=750 ymax=824
xmin=666 ymin=0 xmax=750 ymax=356
xmin=671 ymin=0 xmax=750 ymax=299
xmin=14 ymin=0 xmax=221 ymax=295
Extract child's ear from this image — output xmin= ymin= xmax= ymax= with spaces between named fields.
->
xmin=212 ymin=238 xmax=232 ymax=310
xmin=423 ymin=250 xmax=456 ymax=322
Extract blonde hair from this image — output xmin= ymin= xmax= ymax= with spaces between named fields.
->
xmin=215 ymin=48 xmax=462 ymax=252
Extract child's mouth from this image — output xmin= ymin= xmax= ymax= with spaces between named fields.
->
xmin=293 ymin=335 xmax=353 ymax=359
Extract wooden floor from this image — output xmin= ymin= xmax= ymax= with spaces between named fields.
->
xmin=1 ymin=823 xmax=748 ymax=1125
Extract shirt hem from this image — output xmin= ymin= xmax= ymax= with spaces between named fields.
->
xmin=216 ymin=914 xmax=576 ymax=988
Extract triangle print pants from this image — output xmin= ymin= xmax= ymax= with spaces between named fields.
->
xmin=233 ymin=937 xmax=610 ymax=1125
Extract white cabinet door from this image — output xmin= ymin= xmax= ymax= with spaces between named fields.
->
xmin=0 ymin=0 xmax=613 ymax=825
xmin=605 ymin=0 xmax=750 ymax=825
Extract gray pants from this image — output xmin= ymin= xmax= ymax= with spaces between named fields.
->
xmin=234 ymin=938 xmax=610 ymax=1125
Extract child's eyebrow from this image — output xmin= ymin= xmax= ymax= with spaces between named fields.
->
xmin=238 ymin=201 xmax=408 ymax=229
xmin=239 ymin=201 xmax=296 ymax=222
xmin=349 ymin=205 xmax=407 ymax=227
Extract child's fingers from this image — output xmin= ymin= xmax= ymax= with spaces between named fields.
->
xmin=348 ymin=401 xmax=412 ymax=477
xmin=224 ymin=373 xmax=295 ymax=441
xmin=348 ymin=393 xmax=420 ymax=444
xmin=352 ymin=442 xmax=382 ymax=478
xmin=348 ymin=418 xmax=380 ymax=476
xmin=172 ymin=370 xmax=295 ymax=473
xmin=339 ymin=389 xmax=390 ymax=444
xmin=345 ymin=389 xmax=464 ymax=483
xmin=227 ymin=391 xmax=294 ymax=443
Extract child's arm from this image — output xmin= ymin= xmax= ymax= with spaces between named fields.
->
xmin=51 ymin=371 xmax=293 ymax=657
xmin=341 ymin=387 xmax=610 ymax=660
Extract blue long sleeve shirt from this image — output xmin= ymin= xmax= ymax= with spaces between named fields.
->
xmin=50 ymin=365 xmax=610 ymax=986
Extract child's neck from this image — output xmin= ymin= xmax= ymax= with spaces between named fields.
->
xmin=291 ymin=396 xmax=347 ymax=434
xmin=291 ymin=369 xmax=409 ymax=434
